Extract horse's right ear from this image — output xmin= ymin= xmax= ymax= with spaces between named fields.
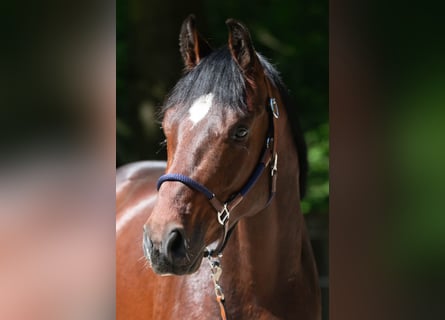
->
xmin=179 ymin=15 xmax=212 ymax=71
xmin=226 ymin=19 xmax=260 ymax=79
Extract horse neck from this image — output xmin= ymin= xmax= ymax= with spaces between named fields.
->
xmin=224 ymin=106 xmax=317 ymax=295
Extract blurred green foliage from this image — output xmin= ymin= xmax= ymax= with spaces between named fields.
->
xmin=117 ymin=0 xmax=328 ymax=216
xmin=387 ymin=75 xmax=445 ymax=272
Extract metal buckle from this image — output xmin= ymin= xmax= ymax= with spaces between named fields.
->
xmin=217 ymin=204 xmax=230 ymax=225
xmin=271 ymin=153 xmax=278 ymax=176
xmin=270 ymin=98 xmax=279 ymax=119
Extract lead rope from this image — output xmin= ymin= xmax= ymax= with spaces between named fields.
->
xmin=207 ymin=253 xmax=228 ymax=320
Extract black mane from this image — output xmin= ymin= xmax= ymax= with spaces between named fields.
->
xmin=164 ymin=47 xmax=247 ymax=114
xmin=162 ymin=46 xmax=308 ymax=198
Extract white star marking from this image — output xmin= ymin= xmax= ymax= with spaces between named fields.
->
xmin=188 ymin=93 xmax=214 ymax=125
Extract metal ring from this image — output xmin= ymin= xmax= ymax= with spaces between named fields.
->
xmin=270 ymin=98 xmax=279 ymax=119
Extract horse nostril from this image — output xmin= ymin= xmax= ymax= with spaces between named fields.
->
xmin=165 ymin=229 xmax=186 ymax=261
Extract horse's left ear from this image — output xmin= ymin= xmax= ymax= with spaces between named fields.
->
xmin=179 ymin=14 xmax=212 ymax=71
xmin=226 ymin=19 xmax=261 ymax=78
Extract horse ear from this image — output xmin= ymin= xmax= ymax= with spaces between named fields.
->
xmin=179 ymin=15 xmax=212 ymax=71
xmin=226 ymin=19 xmax=260 ymax=77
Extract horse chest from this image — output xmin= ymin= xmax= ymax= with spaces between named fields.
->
xmin=156 ymin=268 xmax=268 ymax=319
xmin=163 ymin=271 xmax=221 ymax=319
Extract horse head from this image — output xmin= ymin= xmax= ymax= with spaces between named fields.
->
xmin=143 ymin=15 xmax=280 ymax=275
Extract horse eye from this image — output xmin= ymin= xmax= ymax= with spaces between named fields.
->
xmin=233 ymin=127 xmax=249 ymax=140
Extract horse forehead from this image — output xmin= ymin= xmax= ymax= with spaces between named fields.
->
xmin=188 ymin=93 xmax=214 ymax=126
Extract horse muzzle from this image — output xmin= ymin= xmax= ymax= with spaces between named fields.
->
xmin=142 ymin=225 xmax=203 ymax=275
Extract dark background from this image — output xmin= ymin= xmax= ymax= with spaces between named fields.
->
xmin=117 ymin=0 xmax=329 ymax=318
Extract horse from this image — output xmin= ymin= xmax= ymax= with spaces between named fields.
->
xmin=116 ymin=15 xmax=321 ymax=320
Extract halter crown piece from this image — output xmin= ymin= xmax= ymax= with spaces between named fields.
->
xmin=156 ymin=77 xmax=279 ymax=320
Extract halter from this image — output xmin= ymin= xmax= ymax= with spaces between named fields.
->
xmin=156 ymin=77 xmax=279 ymax=319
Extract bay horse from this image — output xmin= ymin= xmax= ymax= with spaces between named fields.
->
xmin=117 ymin=15 xmax=321 ymax=320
